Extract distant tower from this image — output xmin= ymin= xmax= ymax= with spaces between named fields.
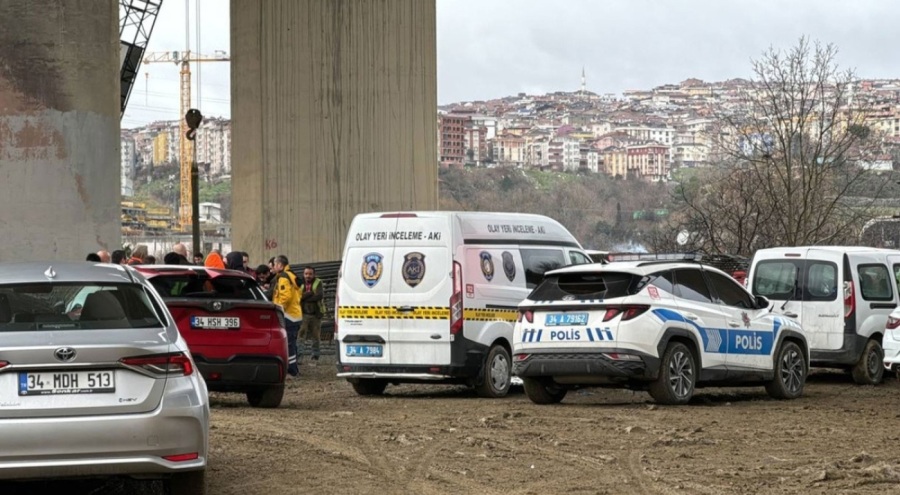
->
xmin=581 ymin=66 xmax=586 ymax=93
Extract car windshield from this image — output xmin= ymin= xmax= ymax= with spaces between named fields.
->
xmin=528 ymin=271 xmax=641 ymax=300
xmin=0 ymin=283 xmax=165 ymax=331
xmin=149 ymin=273 xmax=263 ymax=300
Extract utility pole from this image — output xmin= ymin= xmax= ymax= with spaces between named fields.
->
xmin=185 ymin=108 xmax=203 ymax=256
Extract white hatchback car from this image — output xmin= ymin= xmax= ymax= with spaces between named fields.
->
xmin=0 ymin=262 xmax=209 ymax=493
xmin=512 ymin=260 xmax=809 ymax=405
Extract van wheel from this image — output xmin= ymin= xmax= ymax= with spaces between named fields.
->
xmin=475 ymin=345 xmax=512 ymax=398
xmin=648 ymin=342 xmax=695 ymax=405
xmin=852 ymin=339 xmax=884 ymax=385
xmin=246 ymin=385 xmax=285 ymax=408
xmin=349 ymin=378 xmax=387 ymax=396
xmin=523 ymin=377 xmax=567 ymax=404
xmin=765 ymin=341 xmax=806 ymax=399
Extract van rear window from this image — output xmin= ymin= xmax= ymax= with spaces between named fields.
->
xmin=752 ymin=260 xmax=837 ymax=301
xmin=753 ymin=261 xmax=799 ymax=299
xmin=528 ymin=272 xmax=640 ymax=301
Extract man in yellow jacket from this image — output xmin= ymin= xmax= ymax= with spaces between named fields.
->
xmin=272 ymin=255 xmax=302 ymax=377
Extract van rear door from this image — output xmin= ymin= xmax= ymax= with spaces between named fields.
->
xmin=803 ymin=249 xmax=845 ymax=350
xmin=339 ymin=215 xmax=400 ymax=365
xmin=386 ymin=213 xmax=453 ymax=366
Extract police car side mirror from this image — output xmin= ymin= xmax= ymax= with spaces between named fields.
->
xmin=755 ymin=295 xmax=770 ymax=311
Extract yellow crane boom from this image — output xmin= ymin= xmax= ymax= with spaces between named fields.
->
xmin=142 ymin=50 xmax=229 ymax=229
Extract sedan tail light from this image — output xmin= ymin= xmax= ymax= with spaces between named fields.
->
xmin=120 ymin=352 xmax=194 ymax=376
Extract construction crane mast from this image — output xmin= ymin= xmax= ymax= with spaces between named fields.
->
xmin=119 ymin=0 xmax=163 ymax=117
xmin=142 ymin=50 xmax=229 ymax=228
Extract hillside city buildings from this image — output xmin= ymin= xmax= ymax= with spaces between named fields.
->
xmin=121 ymin=75 xmax=900 ymax=193
xmin=437 ymin=75 xmax=900 ymax=180
xmin=120 ymin=117 xmax=232 ymax=197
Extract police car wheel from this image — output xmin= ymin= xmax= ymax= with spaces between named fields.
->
xmin=648 ymin=342 xmax=695 ymax=405
xmin=523 ymin=377 xmax=567 ymax=404
xmin=851 ymin=339 xmax=884 ymax=386
xmin=475 ymin=345 xmax=512 ymax=398
xmin=349 ymin=378 xmax=388 ymax=396
xmin=766 ymin=341 xmax=806 ymax=399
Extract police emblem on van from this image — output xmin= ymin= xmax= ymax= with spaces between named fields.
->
xmin=502 ymin=251 xmax=515 ymax=281
xmin=402 ymin=252 xmax=426 ymax=288
xmin=361 ymin=253 xmax=384 ymax=288
xmin=480 ymin=251 xmax=494 ymax=281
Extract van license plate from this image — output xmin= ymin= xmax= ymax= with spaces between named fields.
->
xmin=545 ymin=313 xmax=589 ymax=326
xmin=346 ymin=345 xmax=383 ymax=357
xmin=18 ymin=371 xmax=115 ymax=396
xmin=192 ymin=316 xmax=240 ymax=329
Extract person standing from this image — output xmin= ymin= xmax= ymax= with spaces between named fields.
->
xmin=111 ymin=249 xmax=127 ymax=265
xmin=272 ymin=255 xmax=302 ymax=376
xmin=299 ymin=266 xmax=325 ymax=367
xmin=96 ymin=250 xmax=111 ymax=263
xmin=127 ymin=245 xmax=148 ymax=266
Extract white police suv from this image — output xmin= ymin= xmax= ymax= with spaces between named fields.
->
xmin=512 ymin=260 xmax=809 ymax=405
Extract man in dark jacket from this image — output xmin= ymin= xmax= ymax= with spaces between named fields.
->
xmin=299 ymin=266 xmax=325 ymax=366
xmin=225 ymin=251 xmax=245 ymax=271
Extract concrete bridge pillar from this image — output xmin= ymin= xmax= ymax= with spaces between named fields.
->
xmin=231 ymin=0 xmax=438 ymax=264
xmin=0 ymin=0 xmax=120 ymax=262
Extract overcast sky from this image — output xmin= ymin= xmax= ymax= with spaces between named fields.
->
xmin=122 ymin=0 xmax=900 ymax=128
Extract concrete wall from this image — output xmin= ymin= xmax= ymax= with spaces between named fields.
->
xmin=231 ymin=0 xmax=438 ymax=264
xmin=0 ymin=0 xmax=120 ymax=262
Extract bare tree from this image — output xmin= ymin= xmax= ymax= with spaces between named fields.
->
xmin=675 ymin=37 xmax=890 ymax=255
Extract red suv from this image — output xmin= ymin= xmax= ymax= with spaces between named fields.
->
xmin=135 ymin=266 xmax=289 ymax=408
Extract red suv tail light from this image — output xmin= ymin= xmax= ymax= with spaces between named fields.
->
xmin=517 ymin=310 xmax=534 ymax=323
xmin=120 ymin=352 xmax=194 ymax=376
xmin=0 ymin=361 xmax=8 ymax=370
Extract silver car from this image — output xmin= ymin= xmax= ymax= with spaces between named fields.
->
xmin=0 ymin=262 xmax=209 ymax=494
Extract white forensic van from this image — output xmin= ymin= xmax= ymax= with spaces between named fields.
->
xmin=748 ymin=246 xmax=900 ymax=384
xmin=335 ymin=211 xmax=592 ymax=397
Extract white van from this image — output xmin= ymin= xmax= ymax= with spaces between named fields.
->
xmin=335 ymin=211 xmax=592 ymax=397
xmin=748 ymin=246 xmax=900 ymax=384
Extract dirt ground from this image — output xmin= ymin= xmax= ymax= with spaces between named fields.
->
xmin=5 ymin=357 xmax=900 ymax=494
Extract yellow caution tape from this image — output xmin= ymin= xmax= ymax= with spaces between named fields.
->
xmin=338 ymin=306 xmax=518 ymax=322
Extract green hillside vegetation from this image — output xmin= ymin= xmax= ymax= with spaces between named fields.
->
xmin=438 ymin=168 xmax=673 ymax=250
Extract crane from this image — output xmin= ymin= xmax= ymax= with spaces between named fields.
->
xmin=119 ymin=0 xmax=163 ymax=117
xmin=142 ymin=49 xmax=229 ymax=229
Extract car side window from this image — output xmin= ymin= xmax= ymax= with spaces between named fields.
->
xmin=894 ymin=264 xmax=900 ymax=298
xmin=705 ymin=270 xmax=755 ymax=308
xmin=568 ymin=251 xmax=592 ymax=266
xmin=648 ymin=269 xmax=676 ymax=295
xmin=858 ymin=264 xmax=892 ymax=301
xmin=521 ymin=248 xmax=566 ymax=289
xmin=673 ymin=269 xmax=713 ymax=304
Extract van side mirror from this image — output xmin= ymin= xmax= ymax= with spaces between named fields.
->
xmin=755 ymin=295 xmax=770 ymax=310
